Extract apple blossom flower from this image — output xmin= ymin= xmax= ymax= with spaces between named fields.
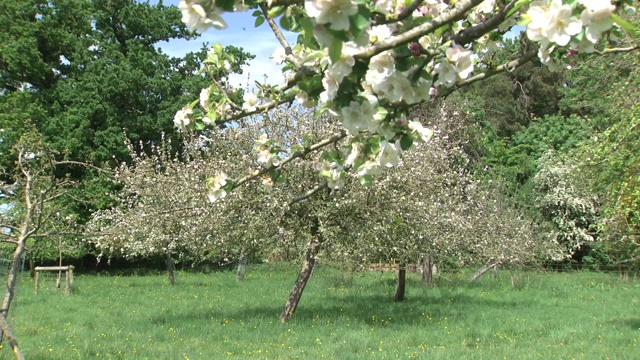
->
xmin=374 ymin=0 xmax=394 ymax=14
xmin=378 ymin=140 xmax=401 ymax=168
xmin=546 ymin=0 xmax=582 ymax=46
xmin=369 ymin=25 xmax=393 ymax=43
xmin=207 ymin=172 xmax=228 ymax=203
xmin=320 ymin=72 xmax=340 ymax=103
xmin=272 ymin=47 xmax=287 ymax=64
xmin=408 ymin=120 xmax=434 ymax=142
xmin=199 ymin=88 xmax=210 ymax=110
xmin=341 ymin=99 xmax=377 ymax=135
xmin=526 ymin=1 xmax=553 ymax=42
xmin=179 ymin=0 xmax=227 ymax=32
xmin=257 ymin=149 xmax=279 ymax=168
xmin=345 ymin=143 xmax=362 ymax=166
xmin=262 ymin=175 xmax=274 ymax=190
xmin=305 ymin=0 xmax=358 ymax=31
xmin=434 ymin=44 xmax=475 ymax=87
xmin=579 ymin=0 xmax=615 ymax=43
xmin=327 ymin=169 xmax=345 ymax=190
xmin=173 ymin=107 xmax=193 ymax=130
xmin=242 ymin=92 xmax=259 ymax=112
xmin=357 ymin=160 xmax=382 ymax=177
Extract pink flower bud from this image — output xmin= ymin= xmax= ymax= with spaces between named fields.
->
xmin=410 ymin=42 xmax=422 ymax=57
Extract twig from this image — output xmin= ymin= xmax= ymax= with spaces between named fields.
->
xmin=260 ymin=3 xmax=292 ymax=55
xmin=232 ymin=130 xmax=347 ymax=190
xmin=288 ymin=183 xmax=327 ymax=206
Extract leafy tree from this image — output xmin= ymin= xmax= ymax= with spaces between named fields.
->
xmin=1 ymin=0 xmax=253 ymax=262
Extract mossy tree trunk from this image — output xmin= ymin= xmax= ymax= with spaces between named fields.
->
xmin=421 ymin=255 xmax=434 ymax=286
xmin=280 ymin=217 xmax=322 ymax=322
xmin=236 ymin=252 xmax=248 ymax=281
xmin=165 ymin=253 xmax=176 ymax=285
xmin=394 ymin=265 xmax=407 ymax=302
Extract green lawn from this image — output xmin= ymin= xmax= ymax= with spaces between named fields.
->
xmin=3 ymin=264 xmax=639 ymax=359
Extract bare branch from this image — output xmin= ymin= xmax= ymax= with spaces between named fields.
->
xmin=450 ymin=0 xmax=518 ymax=45
xmin=260 ymin=3 xmax=292 ymax=55
xmin=54 ymin=160 xmax=114 ymax=175
xmin=288 ymin=183 xmax=328 ymax=206
xmin=594 ymin=45 xmax=640 ymax=55
xmin=0 ymin=224 xmax=19 ymax=233
xmin=453 ymin=50 xmax=537 ymax=89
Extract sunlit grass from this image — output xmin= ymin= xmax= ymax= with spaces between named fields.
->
xmin=3 ymin=264 xmax=639 ymax=359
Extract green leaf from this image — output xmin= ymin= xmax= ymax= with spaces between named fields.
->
xmin=255 ymin=16 xmax=265 ymax=27
xmin=350 ymin=8 xmax=370 ymax=34
xmin=280 ymin=14 xmax=293 ymax=31
xmin=611 ymin=14 xmax=640 ymax=38
xmin=291 ymin=144 xmax=304 ymax=153
xmin=395 ymin=57 xmax=411 ymax=72
xmin=303 ymin=134 xmax=317 ymax=147
xmin=252 ymin=10 xmax=262 ymax=16
xmin=400 ymin=135 xmax=413 ymax=151
xmin=506 ymin=0 xmax=531 ymax=20
xmin=195 ymin=122 xmax=206 ymax=131
xmin=360 ymin=175 xmax=373 ymax=187
xmin=268 ymin=6 xmax=285 ymax=18
xmin=320 ymin=150 xmax=337 ymax=162
xmin=329 ymin=39 xmax=343 ymax=64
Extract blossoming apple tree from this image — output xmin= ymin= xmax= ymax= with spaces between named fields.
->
xmin=174 ymin=0 xmax=638 ymax=200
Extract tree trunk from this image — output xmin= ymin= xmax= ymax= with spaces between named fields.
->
xmin=165 ymin=254 xmax=176 ymax=285
xmin=236 ymin=253 xmax=248 ymax=281
xmin=421 ymin=255 xmax=434 ymax=285
xmin=394 ymin=265 xmax=406 ymax=302
xmin=1 ymin=236 xmax=27 ymax=332
xmin=0 ymin=315 xmax=24 ymax=360
xmin=469 ymin=262 xmax=501 ymax=282
xmin=280 ymin=217 xmax=322 ymax=322
xmin=29 ymin=255 xmax=35 ymax=279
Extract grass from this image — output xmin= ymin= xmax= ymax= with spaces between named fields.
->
xmin=3 ymin=263 xmax=640 ymax=359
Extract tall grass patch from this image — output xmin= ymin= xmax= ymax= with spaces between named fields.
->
xmin=3 ymin=264 xmax=639 ymax=359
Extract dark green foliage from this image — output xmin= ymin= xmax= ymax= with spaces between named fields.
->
xmin=0 ymin=0 xmax=253 ymax=261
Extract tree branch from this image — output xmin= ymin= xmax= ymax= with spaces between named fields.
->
xmin=453 ymin=50 xmax=537 ymax=90
xmin=594 ymin=45 xmax=640 ymax=55
xmin=355 ymin=0 xmax=485 ymax=59
xmin=260 ymin=3 xmax=292 ymax=55
xmin=450 ymin=0 xmax=518 ymax=45
xmin=288 ymin=183 xmax=328 ymax=206
xmin=232 ymin=130 xmax=347 ymax=190
xmin=376 ymin=0 xmax=424 ymax=25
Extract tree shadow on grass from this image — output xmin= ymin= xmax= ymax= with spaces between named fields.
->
xmin=148 ymin=290 xmax=534 ymax=327
xmin=610 ymin=318 xmax=640 ymax=330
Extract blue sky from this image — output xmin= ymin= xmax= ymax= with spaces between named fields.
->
xmin=154 ymin=1 xmax=297 ymax=87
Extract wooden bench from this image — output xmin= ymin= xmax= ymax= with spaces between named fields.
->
xmin=34 ymin=266 xmax=74 ymax=295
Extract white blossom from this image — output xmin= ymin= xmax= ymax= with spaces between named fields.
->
xmin=173 ymin=107 xmax=193 ymax=130
xmin=341 ymin=99 xmax=376 ymax=135
xmin=579 ymin=0 xmax=615 ymax=43
xmin=272 ymin=47 xmax=287 ymax=64
xmin=199 ymin=87 xmax=210 ymax=110
xmin=357 ymin=160 xmax=382 ymax=177
xmin=408 ymin=120 xmax=434 ymax=142
xmin=243 ymin=92 xmax=259 ymax=112
xmin=179 ymin=0 xmax=227 ymax=32
xmin=378 ymin=140 xmax=401 ymax=168
xmin=305 ymin=0 xmax=358 ymax=31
